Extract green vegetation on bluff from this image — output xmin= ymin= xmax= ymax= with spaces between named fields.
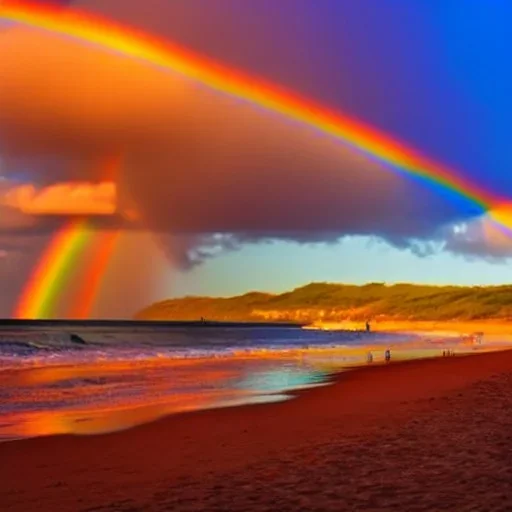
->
xmin=135 ymin=282 xmax=512 ymax=322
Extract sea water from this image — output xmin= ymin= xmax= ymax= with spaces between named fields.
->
xmin=0 ymin=325 xmax=501 ymax=440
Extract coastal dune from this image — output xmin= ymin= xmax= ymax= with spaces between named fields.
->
xmin=1 ymin=350 xmax=512 ymax=511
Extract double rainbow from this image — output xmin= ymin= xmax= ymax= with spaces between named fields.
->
xmin=1 ymin=0 xmax=505 ymax=318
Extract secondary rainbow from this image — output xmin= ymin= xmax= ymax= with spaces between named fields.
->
xmin=0 ymin=0 xmax=503 ymax=216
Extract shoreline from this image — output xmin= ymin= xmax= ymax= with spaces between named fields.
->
xmin=1 ymin=348 xmax=512 ymax=510
xmin=307 ymin=318 xmax=512 ymax=337
xmin=0 ymin=342 xmax=499 ymax=442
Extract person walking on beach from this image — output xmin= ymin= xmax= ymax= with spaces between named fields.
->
xmin=367 ymin=351 xmax=373 ymax=364
xmin=385 ymin=348 xmax=391 ymax=363
xmin=365 ymin=320 xmax=371 ymax=332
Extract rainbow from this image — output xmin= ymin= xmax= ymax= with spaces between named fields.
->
xmin=0 ymin=0 xmax=502 ymax=213
xmin=15 ymin=218 xmax=94 ymax=319
xmin=15 ymin=217 xmax=120 ymax=320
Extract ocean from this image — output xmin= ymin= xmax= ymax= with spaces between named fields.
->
xmin=0 ymin=324 xmax=500 ymax=441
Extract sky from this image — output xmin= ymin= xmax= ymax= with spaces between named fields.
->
xmin=1 ymin=0 xmax=512 ymax=317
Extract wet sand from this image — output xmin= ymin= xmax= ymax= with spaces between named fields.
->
xmin=1 ymin=350 xmax=512 ymax=511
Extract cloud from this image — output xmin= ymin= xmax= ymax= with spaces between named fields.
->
xmin=0 ymin=180 xmax=117 ymax=215
xmin=0 ymin=205 xmax=38 ymax=231
xmin=0 ymin=2 xmax=491 ymax=262
xmin=440 ymin=207 xmax=512 ymax=260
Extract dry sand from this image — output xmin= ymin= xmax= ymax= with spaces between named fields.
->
xmin=1 ymin=350 xmax=512 ymax=511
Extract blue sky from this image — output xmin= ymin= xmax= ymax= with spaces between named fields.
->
xmin=165 ymin=237 xmax=512 ymax=299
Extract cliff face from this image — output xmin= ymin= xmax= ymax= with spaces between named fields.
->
xmin=135 ymin=282 xmax=512 ymax=323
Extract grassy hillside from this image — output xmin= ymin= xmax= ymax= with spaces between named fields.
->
xmin=136 ymin=282 xmax=512 ymax=323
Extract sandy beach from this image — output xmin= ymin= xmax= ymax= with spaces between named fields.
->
xmin=1 ymin=349 xmax=511 ymax=511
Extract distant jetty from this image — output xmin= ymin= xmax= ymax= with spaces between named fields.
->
xmin=0 ymin=319 xmax=306 ymax=329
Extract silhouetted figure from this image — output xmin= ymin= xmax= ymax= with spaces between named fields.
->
xmin=443 ymin=350 xmax=446 ymax=357
xmin=365 ymin=320 xmax=371 ymax=333
xmin=367 ymin=351 xmax=373 ymax=364
xmin=385 ymin=348 xmax=391 ymax=363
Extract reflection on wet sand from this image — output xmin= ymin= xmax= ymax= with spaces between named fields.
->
xmin=0 ymin=355 xmax=326 ymax=440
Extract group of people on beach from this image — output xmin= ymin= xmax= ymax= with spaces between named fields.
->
xmin=366 ymin=349 xmax=391 ymax=364
xmin=366 ymin=348 xmax=457 ymax=364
